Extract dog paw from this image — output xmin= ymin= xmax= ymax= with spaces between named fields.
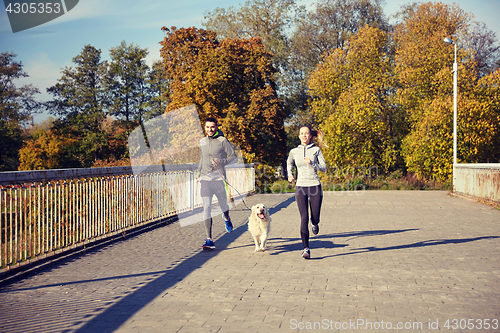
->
xmin=260 ymin=247 xmax=266 ymax=252
xmin=254 ymin=247 xmax=260 ymax=252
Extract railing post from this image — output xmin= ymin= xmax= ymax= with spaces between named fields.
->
xmin=190 ymin=169 xmax=194 ymax=212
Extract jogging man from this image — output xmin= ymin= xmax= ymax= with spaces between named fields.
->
xmin=197 ymin=117 xmax=237 ymax=250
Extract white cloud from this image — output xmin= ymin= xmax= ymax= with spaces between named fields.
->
xmin=46 ymin=0 xmax=196 ymax=27
xmin=16 ymin=52 xmax=67 ymax=101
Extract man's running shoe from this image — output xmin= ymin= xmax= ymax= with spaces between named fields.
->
xmin=203 ymin=239 xmax=216 ymax=250
xmin=302 ymin=248 xmax=310 ymax=259
xmin=223 ymin=215 xmax=233 ymax=233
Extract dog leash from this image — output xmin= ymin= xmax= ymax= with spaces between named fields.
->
xmin=206 ymin=135 xmax=252 ymax=211
xmin=216 ymin=168 xmax=252 ymax=210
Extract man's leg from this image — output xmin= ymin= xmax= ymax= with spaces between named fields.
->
xmin=202 ymin=196 xmax=213 ymax=239
xmin=213 ymin=180 xmax=232 ymax=232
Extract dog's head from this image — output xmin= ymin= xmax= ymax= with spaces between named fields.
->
xmin=252 ymin=203 xmax=268 ymax=220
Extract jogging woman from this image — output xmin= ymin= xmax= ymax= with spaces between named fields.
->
xmin=287 ymin=125 xmax=327 ymax=259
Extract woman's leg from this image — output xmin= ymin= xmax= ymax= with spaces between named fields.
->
xmin=309 ymin=185 xmax=323 ymax=226
xmin=295 ymin=186 xmax=310 ymax=248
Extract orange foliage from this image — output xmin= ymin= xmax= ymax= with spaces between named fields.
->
xmin=160 ymin=26 xmax=287 ymax=165
xmin=18 ymin=131 xmax=78 ymax=170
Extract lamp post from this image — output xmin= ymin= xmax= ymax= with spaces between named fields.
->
xmin=444 ymin=37 xmax=457 ymax=165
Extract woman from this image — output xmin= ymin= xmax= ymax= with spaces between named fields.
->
xmin=287 ymin=125 xmax=327 ymax=259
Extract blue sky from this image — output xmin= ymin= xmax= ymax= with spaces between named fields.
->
xmin=1 ymin=0 xmax=499 ymax=123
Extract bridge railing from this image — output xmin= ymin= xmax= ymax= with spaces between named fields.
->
xmin=0 ymin=164 xmax=254 ymax=272
xmin=453 ymin=163 xmax=500 ymax=204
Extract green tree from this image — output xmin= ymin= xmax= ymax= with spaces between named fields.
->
xmin=144 ymin=60 xmax=170 ymax=121
xmin=105 ymin=41 xmax=150 ymax=123
xmin=160 ymin=26 xmax=287 ymax=165
xmin=0 ymin=52 xmax=41 ymax=170
xmin=46 ymin=44 xmax=108 ymax=167
xmin=47 ymin=45 xmax=108 ymax=132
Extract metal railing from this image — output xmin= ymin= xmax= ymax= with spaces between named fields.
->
xmin=0 ymin=164 xmax=254 ymax=271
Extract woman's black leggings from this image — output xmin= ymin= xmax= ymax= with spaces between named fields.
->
xmin=295 ymin=185 xmax=323 ymax=249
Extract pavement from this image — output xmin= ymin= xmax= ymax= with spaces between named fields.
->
xmin=0 ymin=191 xmax=499 ymax=333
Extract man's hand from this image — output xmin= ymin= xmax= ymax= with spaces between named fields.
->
xmin=211 ymin=158 xmax=220 ymax=168
xmin=288 ymin=175 xmax=295 ymax=183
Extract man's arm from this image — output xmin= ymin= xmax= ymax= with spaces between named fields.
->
xmin=219 ymin=138 xmax=237 ymax=166
xmin=197 ymin=138 xmax=205 ymax=177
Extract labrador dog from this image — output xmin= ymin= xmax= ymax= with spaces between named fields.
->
xmin=248 ymin=203 xmax=271 ymax=252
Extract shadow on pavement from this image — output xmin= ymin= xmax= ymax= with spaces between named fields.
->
xmin=0 ymin=270 xmax=171 ymax=294
xmin=317 ymin=235 xmax=500 ymax=260
xmin=347 ymin=236 xmax=500 ymax=255
xmin=267 ymin=229 xmax=419 ymax=256
xmin=265 ymin=230 xmax=499 ymax=262
xmin=68 ymin=195 xmax=295 ymax=333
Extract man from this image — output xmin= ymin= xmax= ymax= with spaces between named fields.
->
xmin=197 ymin=117 xmax=237 ymax=250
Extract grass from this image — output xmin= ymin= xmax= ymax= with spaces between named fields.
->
xmin=361 ymin=172 xmax=451 ymax=191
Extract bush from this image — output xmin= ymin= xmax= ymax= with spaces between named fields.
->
xmin=264 ymin=169 xmax=451 ymax=193
xmin=254 ymin=163 xmax=279 ymax=193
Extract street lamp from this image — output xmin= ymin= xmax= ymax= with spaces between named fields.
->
xmin=443 ymin=37 xmax=457 ymax=165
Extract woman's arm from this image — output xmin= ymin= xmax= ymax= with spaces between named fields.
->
xmin=312 ymin=149 xmax=327 ymax=172
xmin=287 ymin=150 xmax=295 ymax=182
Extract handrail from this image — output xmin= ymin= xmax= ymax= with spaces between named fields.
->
xmin=0 ymin=164 xmax=198 ymax=185
xmin=453 ymin=163 xmax=500 ymax=170
xmin=0 ymin=164 xmax=254 ymax=272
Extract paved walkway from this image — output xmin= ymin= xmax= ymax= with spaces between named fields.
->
xmin=0 ymin=191 xmax=499 ymax=333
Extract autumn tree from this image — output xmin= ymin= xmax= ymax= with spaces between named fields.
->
xmin=309 ymin=25 xmax=397 ymax=175
xmin=291 ymin=0 xmax=388 ymax=76
xmin=18 ymin=130 xmax=79 ymax=170
xmin=202 ymin=0 xmax=297 ymax=73
xmin=0 ymin=52 xmax=41 ymax=171
xmin=285 ymin=0 xmax=389 ymax=120
xmin=160 ymin=26 xmax=287 ymax=165
xmin=473 ymin=69 xmax=500 ymax=162
xmin=91 ymin=116 xmax=131 ymax=167
xmin=18 ymin=116 xmax=79 ymax=170
xmin=394 ymin=2 xmax=500 ymax=181
xmin=203 ymin=0 xmax=302 ymax=123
